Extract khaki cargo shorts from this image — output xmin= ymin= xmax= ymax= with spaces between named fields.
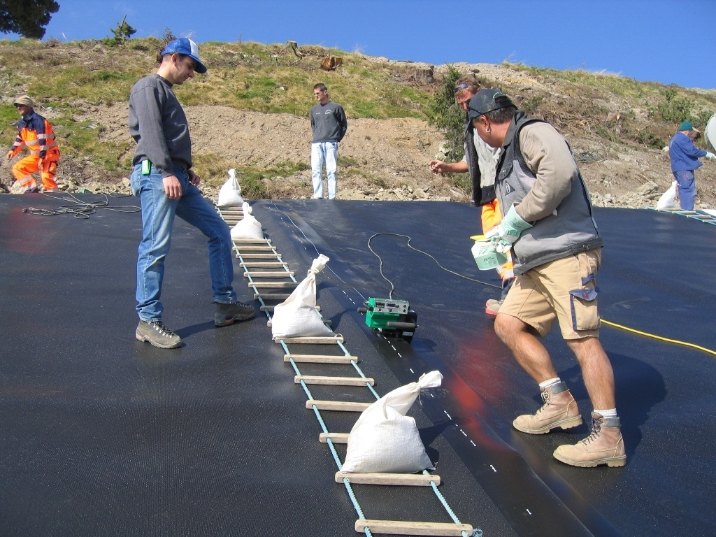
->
xmin=499 ymin=249 xmax=602 ymax=340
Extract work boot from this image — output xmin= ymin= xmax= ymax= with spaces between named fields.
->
xmin=214 ymin=300 xmax=256 ymax=327
xmin=486 ymin=278 xmax=514 ymax=318
xmin=553 ymin=412 xmax=626 ymax=468
xmin=485 ymin=298 xmax=502 ymax=317
xmin=135 ymin=320 xmax=182 ymax=349
xmin=513 ymin=381 xmax=583 ymax=434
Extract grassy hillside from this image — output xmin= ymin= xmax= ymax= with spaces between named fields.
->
xmin=1 ymin=37 xmax=715 ymax=199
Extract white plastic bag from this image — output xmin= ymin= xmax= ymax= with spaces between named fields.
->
xmin=271 ymin=254 xmax=334 ymax=339
xmin=341 ymin=370 xmax=443 ymax=473
xmin=217 ymin=169 xmax=244 ymax=207
xmin=656 ymin=181 xmax=679 ymax=210
xmin=230 ymin=202 xmax=263 ymax=240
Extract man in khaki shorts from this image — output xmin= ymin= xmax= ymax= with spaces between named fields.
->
xmin=467 ymin=88 xmax=625 ymax=468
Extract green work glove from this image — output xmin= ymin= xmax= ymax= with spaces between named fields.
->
xmin=486 ymin=204 xmax=532 ymax=253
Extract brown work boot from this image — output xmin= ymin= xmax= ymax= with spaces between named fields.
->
xmin=135 ymin=320 xmax=182 ymax=349
xmin=214 ymin=300 xmax=256 ymax=327
xmin=512 ymin=381 xmax=583 ymax=434
xmin=553 ymin=412 xmax=626 ymax=468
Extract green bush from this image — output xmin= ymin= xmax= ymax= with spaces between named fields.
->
xmin=426 ymin=66 xmax=465 ymax=162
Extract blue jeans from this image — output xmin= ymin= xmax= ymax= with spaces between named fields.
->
xmin=131 ymin=163 xmax=237 ymax=321
xmin=311 ymin=142 xmax=339 ymax=199
xmin=673 ymin=170 xmax=696 ymax=210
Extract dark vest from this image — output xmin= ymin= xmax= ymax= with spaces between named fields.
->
xmin=495 ymin=112 xmax=603 ymax=274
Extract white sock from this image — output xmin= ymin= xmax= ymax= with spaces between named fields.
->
xmin=594 ymin=408 xmax=617 ymax=418
xmin=539 ymin=377 xmax=561 ymax=390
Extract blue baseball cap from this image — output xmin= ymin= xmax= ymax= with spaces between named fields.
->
xmin=678 ymin=120 xmax=698 ymax=132
xmin=161 ymin=38 xmax=207 ymax=73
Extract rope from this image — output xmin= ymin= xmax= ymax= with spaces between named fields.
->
xmin=24 ymin=192 xmax=140 ymax=219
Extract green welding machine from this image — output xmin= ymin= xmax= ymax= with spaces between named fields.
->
xmin=360 ymin=297 xmax=418 ymax=343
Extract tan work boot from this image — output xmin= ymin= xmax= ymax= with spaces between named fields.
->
xmin=553 ymin=412 xmax=626 ymax=468
xmin=512 ymin=381 xmax=583 ymax=434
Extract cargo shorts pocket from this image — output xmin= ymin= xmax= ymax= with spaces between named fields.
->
xmin=569 ymin=286 xmax=599 ymax=332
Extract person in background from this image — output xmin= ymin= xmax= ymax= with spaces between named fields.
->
xmin=310 ymin=83 xmax=347 ymax=200
xmin=128 ymin=37 xmax=255 ymax=349
xmin=468 ymin=88 xmax=625 ymax=468
xmin=5 ymin=95 xmax=61 ymax=193
xmin=429 ymin=78 xmax=514 ymax=317
xmin=668 ymin=120 xmax=716 ymax=210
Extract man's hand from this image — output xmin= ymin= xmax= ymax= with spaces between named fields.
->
xmin=163 ymin=175 xmax=182 ymax=199
xmin=188 ymin=169 xmax=201 ymax=186
xmin=485 ymin=205 xmax=533 ymax=253
xmin=705 ymin=151 xmax=716 ymax=161
xmin=429 ymin=160 xmax=446 ymax=174
xmin=6 ymin=151 xmax=13 ymax=161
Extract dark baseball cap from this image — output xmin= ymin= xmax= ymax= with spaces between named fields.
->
xmin=467 ymin=89 xmax=515 ymax=123
xmin=161 ymin=38 xmax=207 ymax=73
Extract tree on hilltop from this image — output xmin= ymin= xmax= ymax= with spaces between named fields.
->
xmin=0 ymin=0 xmax=59 ymax=39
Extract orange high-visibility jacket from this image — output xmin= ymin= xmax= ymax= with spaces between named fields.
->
xmin=8 ymin=111 xmax=60 ymax=161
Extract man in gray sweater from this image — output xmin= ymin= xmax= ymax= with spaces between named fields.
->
xmin=128 ymin=37 xmax=255 ymax=349
xmin=310 ymin=83 xmax=347 ymax=200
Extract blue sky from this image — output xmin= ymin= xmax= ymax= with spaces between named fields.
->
xmin=6 ymin=0 xmax=716 ymax=88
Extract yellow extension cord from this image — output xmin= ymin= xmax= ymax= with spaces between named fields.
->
xmin=601 ymin=319 xmax=716 ymax=357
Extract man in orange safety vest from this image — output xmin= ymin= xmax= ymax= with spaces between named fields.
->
xmin=5 ymin=95 xmax=61 ymax=193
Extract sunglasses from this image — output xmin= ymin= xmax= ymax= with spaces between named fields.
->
xmin=453 ymin=82 xmax=470 ymax=94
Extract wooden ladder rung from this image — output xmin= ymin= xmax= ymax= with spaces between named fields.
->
xmin=284 ymin=353 xmax=356 ymax=364
xmin=319 ymin=432 xmax=349 ymax=444
xmin=277 ymin=335 xmax=342 ymax=344
xmin=305 ymin=400 xmax=371 ymax=412
xmin=355 ymin=519 xmax=473 ymax=536
xmin=295 ymin=375 xmax=373 ymax=386
xmin=251 ymin=281 xmax=297 ymax=288
xmin=233 ymin=238 xmax=269 ymax=244
xmin=241 ymin=261 xmax=287 ymax=268
xmin=239 ymin=253 xmax=281 ymax=259
xmin=236 ymin=245 xmax=274 ymax=251
xmin=255 ymin=292 xmax=291 ymax=300
xmin=244 ymin=271 xmax=294 ymax=277
xmin=336 ymin=471 xmax=440 ymax=486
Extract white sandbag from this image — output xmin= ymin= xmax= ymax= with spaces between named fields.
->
xmin=341 ymin=370 xmax=443 ymax=473
xmin=706 ymin=113 xmax=716 ymax=152
xmin=217 ymin=168 xmax=244 ymax=207
xmin=271 ymin=254 xmax=333 ymax=339
xmin=656 ymin=181 xmax=679 ymax=210
xmin=230 ymin=202 xmax=263 ymax=240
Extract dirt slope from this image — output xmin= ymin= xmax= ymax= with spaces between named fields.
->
xmin=69 ymin=99 xmax=716 ymax=209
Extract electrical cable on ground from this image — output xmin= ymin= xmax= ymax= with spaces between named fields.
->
xmin=367 ymin=232 xmax=501 ymax=298
xmin=601 ymin=319 xmax=716 ymax=357
xmin=23 ymin=192 xmax=140 ymax=219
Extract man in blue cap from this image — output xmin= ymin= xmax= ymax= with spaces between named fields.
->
xmin=128 ymin=37 xmax=255 ymax=349
xmin=668 ymin=120 xmax=716 ymax=210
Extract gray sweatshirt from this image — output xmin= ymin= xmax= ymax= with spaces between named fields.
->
xmin=128 ymin=74 xmax=192 ymax=177
xmin=310 ymin=101 xmax=348 ymax=143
